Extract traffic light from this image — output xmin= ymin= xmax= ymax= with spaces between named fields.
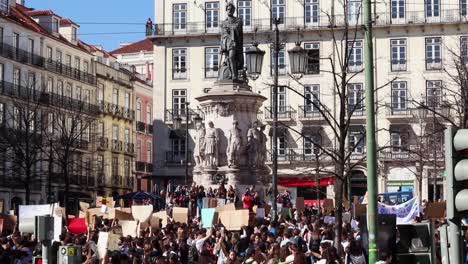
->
xmin=445 ymin=127 xmax=468 ymax=219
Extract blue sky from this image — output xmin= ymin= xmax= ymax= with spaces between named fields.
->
xmin=27 ymin=0 xmax=154 ymax=51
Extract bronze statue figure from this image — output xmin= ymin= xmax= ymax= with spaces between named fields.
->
xmin=219 ymin=2 xmax=244 ymax=81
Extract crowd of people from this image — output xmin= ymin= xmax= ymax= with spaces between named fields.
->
xmin=0 ymin=183 xmax=463 ymax=264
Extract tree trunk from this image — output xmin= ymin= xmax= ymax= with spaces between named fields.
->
xmin=63 ymin=165 xmax=69 ymax=211
xmin=24 ymin=184 xmax=30 ymax=205
xmin=334 ymin=169 xmax=344 ymax=254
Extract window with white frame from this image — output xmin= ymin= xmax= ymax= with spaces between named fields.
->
xmin=124 ymin=159 xmax=130 ymax=178
xmin=146 ymin=142 xmax=152 ymax=163
xmin=71 ymin=27 xmax=77 ymax=41
xmin=146 ymin=105 xmax=152 ymax=124
xmin=347 ymin=0 xmax=362 ymax=25
xmin=304 ymin=85 xmax=320 ymax=113
xmin=305 ymin=0 xmax=319 ymax=25
xmin=173 ymin=4 xmax=187 ymax=31
xmin=305 ymin=43 xmax=320 ymax=74
xmin=112 ymin=125 xmax=119 ymax=141
xmin=66 ymin=55 xmax=72 ymax=67
xmin=125 ymin=92 xmax=130 ymax=109
xmin=136 ymin=101 xmax=142 ymax=122
xmin=238 ymin=0 xmax=252 ymax=27
xmin=74 ymin=57 xmax=80 ymax=71
xmin=347 ymin=40 xmax=363 ymax=72
xmin=391 ymin=81 xmax=407 ymax=113
xmin=56 ymin=50 xmax=62 ymax=64
xmin=0 ymin=0 xmax=8 ymax=14
xmin=172 ymin=48 xmax=187 ymax=79
xmin=205 ymin=2 xmax=219 ymax=31
xmin=172 ymin=89 xmax=187 ymax=116
xmin=347 ymin=83 xmax=364 ymax=114
xmin=426 ymin=0 xmax=440 ymax=18
xmin=462 ymin=0 xmax=468 ymax=16
xmin=13 ymin=68 xmax=20 ymax=88
xmin=98 ymin=122 xmax=104 ymax=138
xmin=46 ymin=77 xmax=54 ymax=93
xmin=65 ymin=83 xmax=72 ymax=97
xmin=83 ymin=61 xmax=89 ymax=73
xmin=278 ymin=136 xmax=287 ymax=159
xmin=304 ymin=134 xmax=321 ymax=156
xmin=112 ymin=88 xmax=119 ymax=105
xmin=112 ymin=157 xmax=118 ymax=177
xmin=349 ymin=126 xmax=365 ymax=154
xmin=391 ymin=39 xmax=406 ymax=71
xmin=12 ymin=33 xmax=19 ymax=57
xmin=83 ymin=90 xmax=90 ymax=104
xmin=28 ymin=39 xmax=34 ymax=62
xmin=97 ymin=83 xmax=104 ymax=103
xmin=27 ymin=72 xmax=35 ymax=90
xmin=425 ymin=37 xmax=442 ymax=70
xmin=391 ymin=0 xmax=405 ymax=22
xmin=74 ymin=86 xmax=81 ymax=100
xmin=461 ymin=36 xmax=468 ymax=61
xmin=390 ymin=128 xmax=408 ymax=152
xmin=205 ymin=47 xmax=219 ymax=78
xmin=271 ymin=86 xmax=287 ymax=113
xmin=57 ymin=81 xmax=63 ymax=96
xmin=426 ymin=80 xmax=442 ymax=108
xmin=271 ymin=49 xmax=286 ymax=75
xmin=48 ymin=113 xmax=54 ymax=134
xmin=124 ymin=128 xmax=130 ymax=144
xmin=272 ymin=0 xmax=285 ymax=24
xmin=172 ymin=138 xmax=186 ymax=158
xmin=12 ymin=106 xmax=19 ymax=129
xmin=136 ymin=140 xmax=141 ymax=161
xmin=46 ymin=47 xmax=53 ymax=62
xmin=97 ymin=155 xmax=104 ymax=174
xmin=52 ymin=17 xmax=59 ymax=33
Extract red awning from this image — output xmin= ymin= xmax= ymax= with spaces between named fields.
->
xmin=278 ymin=177 xmax=334 ymax=187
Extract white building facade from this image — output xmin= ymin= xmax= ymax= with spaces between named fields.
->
xmin=149 ymin=0 xmax=465 ymax=201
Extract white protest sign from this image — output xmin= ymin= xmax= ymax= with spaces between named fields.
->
xmin=131 ymin=205 xmax=153 ymax=222
xmin=97 ymin=232 xmax=109 ymax=259
xmin=19 ymin=204 xmax=52 ymax=233
xmin=120 ymin=220 xmax=138 ymax=237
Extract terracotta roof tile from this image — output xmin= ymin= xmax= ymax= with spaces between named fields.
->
xmin=110 ymin=39 xmax=153 ymax=55
xmin=60 ymin=18 xmax=79 ymax=27
xmin=27 ymin=9 xmax=57 ymax=17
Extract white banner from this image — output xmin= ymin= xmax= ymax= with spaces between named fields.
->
xmin=378 ymin=197 xmax=419 ymax=225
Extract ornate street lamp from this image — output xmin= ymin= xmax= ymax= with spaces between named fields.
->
xmin=288 ymin=42 xmax=308 ymax=75
xmin=193 ymin=114 xmax=203 ymax=125
xmin=245 ymin=43 xmax=265 ymax=80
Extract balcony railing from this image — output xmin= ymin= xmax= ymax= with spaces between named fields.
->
xmin=112 ymin=139 xmax=123 ymax=152
xmin=386 ymin=107 xmax=414 ymax=117
xmin=112 ymin=174 xmax=122 ymax=187
xmin=379 ymin=150 xmax=412 ymax=160
xmin=266 ymin=148 xmax=333 ymax=162
xmin=97 ymin=137 xmax=109 ymax=150
xmin=172 ymin=68 xmax=188 ymax=80
xmin=164 ymin=108 xmax=204 ymax=123
xmin=146 ymin=163 xmax=153 ymax=173
xmin=264 ymin=106 xmax=297 ymax=120
xmin=147 ymin=124 xmax=153 ymax=134
xmin=136 ymin=161 xmax=146 ymax=172
xmin=44 ymin=59 xmax=96 ymax=85
xmin=136 ymin=121 xmax=146 ymax=132
xmin=124 ymin=142 xmax=134 ymax=154
xmin=147 ymin=10 xmax=468 ymax=37
xmin=99 ymin=101 xmax=135 ymax=120
xmin=298 ymin=105 xmax=324 ymax=119
xmin=97 ymin=172 xmax=105 ymax=186
xmin=165 ymin=151 xmax=193 ymax=166
xmin=348 ymin=105 xmax=365 ymax=117
xmin=0 ymin=42 xmax=44 ymax=67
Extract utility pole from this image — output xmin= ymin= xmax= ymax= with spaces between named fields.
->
xmin=185 ymin=102 xmax=190 ymax=185
xmin=363 ymin=0 xmax=379 ymax=261
xmin=271 ymin=18 xmax=280 ymax=222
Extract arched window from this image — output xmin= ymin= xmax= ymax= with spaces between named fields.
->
xmin=146 ymin=104 xmax=152 ymax=124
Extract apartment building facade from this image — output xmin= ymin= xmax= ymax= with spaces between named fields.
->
xmin=0 ymin=0 xmax=100 ymax=211
xmin=149 ymin=0 xmax=464 ymax=201
xmin=111 ymin=39 xmax=154 ymax=84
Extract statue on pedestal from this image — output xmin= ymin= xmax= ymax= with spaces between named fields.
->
xmin=247 ymin=121 xmax=261 ymax=169
xmin=193 ymin=122 xmax=206 ymax=168
xmin=218 ymin=2 xmax=243 ymax=81
xmin=204 ymin=121 xmax=219 ymax=168
xmin=227 ymin=121 xmax=242 ymax=168
xmin=257 ymin=124 xmax=268 ymax=168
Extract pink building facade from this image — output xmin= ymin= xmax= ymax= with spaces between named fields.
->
xmin=133 ymin=79 xmax=153 ymax=192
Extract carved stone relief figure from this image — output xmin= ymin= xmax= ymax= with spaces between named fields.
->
xmin=257 ymin=124 xmax=268 ymax=168
xmin=204 ymin=121 xmax=219 ymax=168
xmin=246 ymin=121 xmax=261 ymax=169
xmin=227 ymin=121 xmax=242 ymax=168
xmin=193 ymin=122 xmax=206 ymax=168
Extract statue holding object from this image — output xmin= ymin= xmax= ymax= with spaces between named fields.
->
xmin=219 ymin=2 xmax=244 ymax=81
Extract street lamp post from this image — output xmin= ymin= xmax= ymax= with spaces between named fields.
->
xmin=245 ymin=19 xmax=308 ymax=221
xmin=185 ymin=102 xmax=190 ymax=185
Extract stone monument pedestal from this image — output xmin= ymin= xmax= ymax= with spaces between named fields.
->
xmin=194 ymin=81 xmax=270 ymax=193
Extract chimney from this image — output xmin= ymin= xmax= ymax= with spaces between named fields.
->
xmin=16 ymin=0 xmax=25 ymax=5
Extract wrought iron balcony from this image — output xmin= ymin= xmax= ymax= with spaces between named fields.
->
xmin=172 ymin=68 xmax=188 ymax=80
xmin=97 ymin=172 xmax=105 ymax=186
xmin=147 ymin=124 xmax=153 ymax=134
xmin=97 ymin=137 xmax=109 ymax=150
xmin=136 ymin=161 xmax=146 ymax=172
xmin=348 ymin=105 xmax=366 ymax=117
xmin=147 ymin=10 xmax=468 ymax=38
xmin=164 ymin=108 xmax=204 ymax=123
xmin=298 ymin=105 xmax=325 ymax=120
xmin=146 ymin=163 xmax=153 ymax=173
xmin=264 ymin=106 xmax=296 ymax=120
xmin=0 ymin=42 xmax=45 ymax=67
xmin=136 ymin=121 xmax=146 ymax=132
xmin=266 ymin=148 xmax=332 ymax=163
xmin=386 ymin=107 xmax=415 ymax=119
xmin=44 ymin=59 xmax=96 ymax=85
xmin=124 ymin=142 xmax=134 ymax=154
xmin=165 ymin=151 xmax=192 ymax=166
xmin=112 ymin=139 xmax=123 ymax=152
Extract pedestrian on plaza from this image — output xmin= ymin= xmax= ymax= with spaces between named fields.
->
xmin=344 ymin=240 xmax=366 ymax=264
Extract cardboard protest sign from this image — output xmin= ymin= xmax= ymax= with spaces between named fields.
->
xmin=79 ymin=202 xmax=90 ymax=211
xmin=354 ymin=204 xmax=367 ymax=217
xmin=96 ymin=196 xmax=114 ymax=208
xmin=87 ymin=208 xmax=104 ymax=217
xmin=97 ymin=232 xmax=109 ymax=259
xmin=131 ymin=205 xmax=153 ymax=222
xmin=216 ymin=203 xmax=235 ymax=213
xmin=0 ymin=215 xmax=16 ymax=232
xmin=323 ymin=199 xmax=334 ymax=215
xmin=67 ymin=218 xmax=87 ymax=234
xmin=154 ymin=212 xmax=168 ymax=228
xmin=426 ymin=202 xmax=446 ymax=219
xmin=0 ymin=199 xmax=4 ymax=214
xmin=115 ymin=209 xmax=134 ymax=221
xmin=343 ymin=212 xmax=352 ymax=223
xmin=120 ymin=220 xmax=138 ymax=237
xmin=219 ymin=209 xmax=249 ymax=230
xmin=296 ymin=197 xmax=305 ymax=212
xmin=108 ymin=233 xmax=121 ymax=251
xmin=208 ymin=198 xmax=218 ymax=208
xmin=172 ymin=207 xmax=188 ymax=224
xmin=324 ymin=216 xmax=335 ymax=225
xmin=217 ymin=199 xmax=226 ymax=207
xmin=255 ymin=208 xmax=265 ymax=219
xmin=150 ymin=216 xmax=161 ymax=232
xmin=19 ymin=204 xmax=52 ymax=233
xmin=139 ymin=221 xmax=150 ymax=232
xmin=201 ymin=208 xmax=217 ymax=228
